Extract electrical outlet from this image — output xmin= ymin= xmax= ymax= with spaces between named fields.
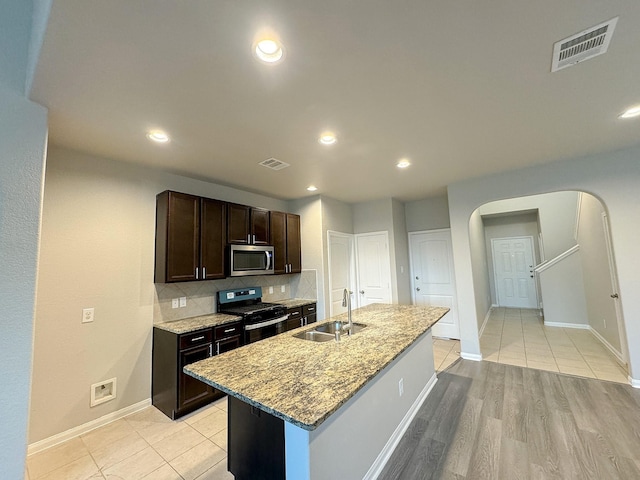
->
xmin=179 ymin=297 xmax=187 ymax=307
xmin=82 ymin=308 xmax=94 ymax=323
xmin=269 ymin=286 xmax=273 ymax=294
xmin=172 ymin=298 xmax=179 ymax=309
xmin=398 ymin=378 xmax=404 ymax=397
xmin=281 ymin=285 xmax=286 ymax=293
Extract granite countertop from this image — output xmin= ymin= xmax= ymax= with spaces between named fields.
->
xmin=272 ymin=298 xmax=317 ymax=309
xmin=184 ymin=303 xmax=448 ymax=430
xmin=155 ymin=313 xmax=242 ymax=334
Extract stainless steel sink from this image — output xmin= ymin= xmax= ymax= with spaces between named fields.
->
xmin=292 ymin=330 xmax=335 ymax=342
xmin=314 ymin=321 xmax=367 ymax=335
xmin=293 ymin=321 xmax=368 ymax=342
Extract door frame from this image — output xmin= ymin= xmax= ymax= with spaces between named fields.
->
xmin=327 ymin=230 xmax=356 ymax=317
xmin=490 ymin=235 xmax=539 ymax=308
xmin=354 ymin=231 xmax=392 ymax=308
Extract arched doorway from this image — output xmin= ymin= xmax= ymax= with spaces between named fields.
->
xmin=470 ymin=191 xmax=628 ymax=383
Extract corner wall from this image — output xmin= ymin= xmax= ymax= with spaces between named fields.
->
xmin=30 ymin=146 xmax=290 ymax=443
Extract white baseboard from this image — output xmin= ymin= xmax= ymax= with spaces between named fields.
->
xmin=27 ymin=398 xmax=151 ymax=456
xmin=543 ymin=321 xmax=590 ymax=330
xmin=364 ymin=373 xmax=438 ymax=480
xmin=629 ymin=377 xmax=640 ymax=389
xmin=588 ymin=327 xmax=625 ymax=365
xmin=478 ymin=307 xmax=494 ymax=338
xmin=460 ymin=352 xmax=483 ymax=362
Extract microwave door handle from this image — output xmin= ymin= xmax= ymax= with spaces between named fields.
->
xmin=265 ymin=251 xmax=271 ymax=271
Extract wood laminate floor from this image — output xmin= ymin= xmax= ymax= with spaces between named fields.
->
xmin=379 ymin=359 xmax=640 ymax=480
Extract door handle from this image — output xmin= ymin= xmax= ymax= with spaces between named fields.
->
xmin=359 ymin=290 xmax=365 ymax=295
xmin=611 ymin=293 xmax=619 ymax=299
xmin=416 ymin=287 xmax=421 ymax=291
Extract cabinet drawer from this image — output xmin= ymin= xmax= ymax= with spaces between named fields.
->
xmin=179 ymin=329 xmax=213 ymax=349
xmin=287 ymin=308 xmax=302 ymax=320
xmin=214 ymin=322 xmax=242 ymax=340
xmin=302 ymin=304 xmax=316 ymax=316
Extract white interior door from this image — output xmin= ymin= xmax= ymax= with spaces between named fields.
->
xmin=491 ymin=236 xmax=537 ymax=308
xmin=409 ymin=229 xmax=460 ymax=339
xmin=327 ymin=231 xmax=354 ymax=317
xmin=602 ymin=212 xmax=628 ymax=363
xmin=355 ymin=232 xmax=392 ymax=307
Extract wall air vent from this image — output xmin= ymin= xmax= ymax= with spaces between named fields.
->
xmin=259 ymin=157 xmax=290 ymax=171
xmin=551 ymin=17 xmax=618 ymax=72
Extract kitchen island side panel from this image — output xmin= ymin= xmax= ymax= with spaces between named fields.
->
xmin=288 ymin=331 xmax=436 ymax=480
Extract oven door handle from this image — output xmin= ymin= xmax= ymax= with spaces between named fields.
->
xmin=244 ymin=314 xmax=289 ymax=331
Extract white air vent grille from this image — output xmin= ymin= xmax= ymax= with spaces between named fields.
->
xmin=259 ymin=157 xmax=290 ymax=171
xmin=551 ymin=17 xmax=618 ymax=72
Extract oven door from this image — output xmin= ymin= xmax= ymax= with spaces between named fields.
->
xmin=244 ymin=314 xmax=289 ymax=344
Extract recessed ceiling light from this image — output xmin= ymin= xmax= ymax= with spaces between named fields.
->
xmin=619 ymin=105 xmax=640 ymax=119
xmin=146 ymin=130 xmax=170 ymax=143
xmin=318 ymin=132 xmax=337 ymax=145
xmin=397 ymin=158 xmax=411 ymax=169
xmin=254 ymin=38 xmax=284 ymax=64
xmin=306 ymin=185 xmax=318 ymax=192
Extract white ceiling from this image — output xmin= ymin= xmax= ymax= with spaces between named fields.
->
xmin=31 ymin=1 xmax=640 ymax=203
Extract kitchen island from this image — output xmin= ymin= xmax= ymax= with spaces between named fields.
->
xmin=185 ymin=303 xmax=448 ymax=479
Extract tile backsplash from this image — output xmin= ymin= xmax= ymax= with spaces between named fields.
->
xmin=153 ymin=269 xmax=317 ymax=324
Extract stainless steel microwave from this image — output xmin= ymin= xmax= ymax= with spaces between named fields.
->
xmin=228 ymin=245 xmax=275 ymax=277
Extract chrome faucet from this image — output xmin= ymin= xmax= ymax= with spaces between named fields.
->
xmin=342 ymin=288 xmax=353 ymax=335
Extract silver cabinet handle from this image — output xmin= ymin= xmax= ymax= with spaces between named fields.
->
xmin=202 ymin=267 xmax=206 ymax=278
xmin=191 ymin=335 xmax=205 ymax=342
xmin=247 ymin=234 xmax=251 ymax=243
xmin=224 ymin=328 xmax=235 ymax=333
xmin=300 ymin=319 xmax=304 ymax=327
xmin=216 ymin=342 xmax=220 ymax=355
xmin=253 ymin=234 xmax=256 ymax=244
xmin=195 ymin=268 xmax=199 ymax=280
xmin=209 ymin=344 xmax=213 ymax=356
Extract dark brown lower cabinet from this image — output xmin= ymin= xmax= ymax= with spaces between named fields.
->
xmin=153 ymin=326 xmax=233 ymax=419
xmin=228 ymin=396 xmax=285 ymax=480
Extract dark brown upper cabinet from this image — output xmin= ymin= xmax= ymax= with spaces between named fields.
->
xmin=227 ymin=203 xmax=270 ymax=245
xmin=270 ymin=211 xmax=301 ymax=274
xmin=155 ymin=191 xmax=226 ymax=283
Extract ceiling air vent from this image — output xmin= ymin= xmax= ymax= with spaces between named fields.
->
xmin=551 ymin=17 xmax=618 ymax=72
xmin=259 ymin=157 xmax=290 ymax=171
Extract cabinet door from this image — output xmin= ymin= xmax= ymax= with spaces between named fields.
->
xmin=251 ymin=208 xmax=270 ymax=245
xmin=215 ymin=335 xmax=242 ymax=354
xmin=179 ymin=344 xmax=213 ymax=410
xmin=158 ymin=191 xmax=200 ymax=282
xmin=270 ymin=211 xmax=287 ymax=274
xmin=227 ymin=203 xmax=251 ymax=244
xmin=201 ymin=198 xmax=226 ymax=280
xmin=287 ymin=307 xmax=303 ymax=328
xmin=286 ymin=213 xmax=302 ymax=273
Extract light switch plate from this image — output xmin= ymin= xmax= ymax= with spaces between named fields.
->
xmin=281 ymin=285 xmax=286 ymax=293
xmin=172 ymin=298 xmax=179 ymax=309
xmin=179 ymin=297 xmax=187 ymax=307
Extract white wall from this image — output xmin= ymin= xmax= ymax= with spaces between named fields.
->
xmin=0 ymin=1 xmax=49 ymax=477
xmin=577 ymin=193 xmax=622 ymax=352
xmin=404 ymin=195 xmax=450 ymax=232
xmin=30 ymin=146 xmax=291 ymax=443
xmin=392 ymin=199 xmax=411 ymax=305
xmin=448 ymin=146 xmax=640 ymax=381
xmin=478 ymin=191 xmax=579 ymax=261
xmin=290 ymin=196 xmax=326 ymax=320
xmin=468 ymin=210 xmax=492 ymax=331
xmin=538 ymin=250 xmax=589 ymax=327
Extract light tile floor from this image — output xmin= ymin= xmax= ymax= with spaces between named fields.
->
xmin=26 ymin=397 xmax=232 ymax=480
xmin=479 ymin=307 xmax=628 ymax=383
xmin=27 ymin=311 xmax=627 ymax=479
